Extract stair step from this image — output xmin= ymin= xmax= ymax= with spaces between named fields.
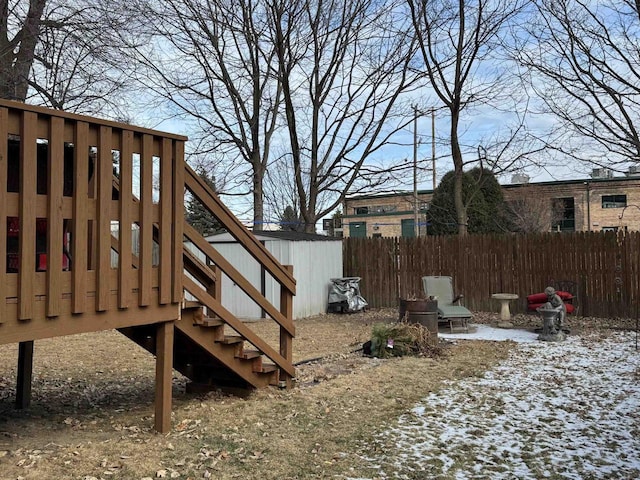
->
xmin=238 ymin=350 xmax=262 ymax=360
xmin=199 ymin=317 xmax=224 ymax=328
xmin=219 ymin=335 xmax=244 ymax=345
xmin=182 ymin=300 xmax=202 ymax=310
xmin=260 ymin=363 xmax=277 ymax=373
xmin=239 ymin=350 xmax=265 ymax=373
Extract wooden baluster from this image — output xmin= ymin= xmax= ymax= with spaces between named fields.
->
xmin=279 ymin=264 xmax=294 ymax=389
xmin=118 ymin=130 xmax=133 ymax=309
xmin=96 ymin=126 xmax=112 ymax=312
xmin=47 ymin=116 xmax=64 ymax=318
xmin=18 ymin=112 xmax=36 ymax=320
xmin=71 ymin=122 xmax=89 ymax=313
xmin=159 ymin=138 xmax=173 ymax=305
xmin=172 ymin=141 xmax=184 ymax=304
xmin=0 ymin=107 xmax=7 ymax=323
xmin=204 ymin=260 xmax=222 ymax=318
xmin=139 ymin=134 xmax=153 ymax=307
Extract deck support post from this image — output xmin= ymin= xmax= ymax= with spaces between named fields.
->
xmin=16 ymin=341 xmax=34 ymax=409
xmin=154 ymin=320 xmax=174 ymax=433
xmin=279 ymin=265 xmax=294 ymax=389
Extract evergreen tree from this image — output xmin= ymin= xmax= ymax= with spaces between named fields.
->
xmin=428 ymin=168 xmax=511 ymax=235
xmin=279 ymin=206 xmax=304 ymax=232
xmin=185 ymin=171 xmax=223 ymax=236
xmin=329 ymin=209 xmax=343 ymax=237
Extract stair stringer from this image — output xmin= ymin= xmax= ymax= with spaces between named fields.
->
xmin=182 ymin=276 xmax=295 ymax=379
xmin=176 ymin=307 xmax=276 ymax=388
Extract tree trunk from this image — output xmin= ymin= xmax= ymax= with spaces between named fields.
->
xmin=252 ymin=166 xmax=264 ymax=231
xmin=0 ymin=0 xmax=47 ymax=101
xmin=450 ymin=111 xmax=468 ymax=236
xmin=303 ymin=216 xmax=316 ymax=233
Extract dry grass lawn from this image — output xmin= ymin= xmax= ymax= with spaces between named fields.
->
xmin=1 ymin=308 xmax=609 ymax=479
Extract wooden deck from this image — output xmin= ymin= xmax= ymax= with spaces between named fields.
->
xmin=0 ymin=100 xmax=296 ymax=432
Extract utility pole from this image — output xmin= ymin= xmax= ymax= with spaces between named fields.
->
xmin=431 ymin=108 xmax=436 ymax=191
xmin=413 ymin=106 xmax=419 ymax=237
xmin=413 ymin=107 xmax=436 ymax=236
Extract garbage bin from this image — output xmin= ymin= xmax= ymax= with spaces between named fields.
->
xmin=327 ymin=277 xmax=368 ymax=313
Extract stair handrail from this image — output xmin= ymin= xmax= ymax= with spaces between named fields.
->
xmin=183 ymin=163 xmax=296 ymax=382
xmin=184 ymin=164 xmax=296 ymax=295
xmin=183 ymin=223 xmax=294 ymax=336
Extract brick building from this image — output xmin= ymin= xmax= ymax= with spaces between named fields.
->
xmin=342 ymin=170 xmax=640 ymax=237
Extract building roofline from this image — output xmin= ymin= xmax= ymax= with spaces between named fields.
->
xmin=343 ymin=210 xmax=419 ymax=219
xmin=503 ymin=176 xmax=640 ymax=189
xmin=345 ymin=175 xmax=640 ymax=203
xmin=207 ymin=230 xmax=341 ymax=242
xmin=345 ymin=189 xmax=434 ymax=202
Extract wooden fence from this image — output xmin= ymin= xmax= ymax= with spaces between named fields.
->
xmin=343 ymin=232 xmax=640 ymax=319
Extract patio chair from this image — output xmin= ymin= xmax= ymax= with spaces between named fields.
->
xmin=422 ymin=276 xmax=472 ymax=333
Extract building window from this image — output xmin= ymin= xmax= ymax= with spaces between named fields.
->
xmin=602 ymin=226 xmax=618 ymax=232
xmin=552 ymin=197 xmax=575 ymax=232
xmin=372 ymin=233 xmax=382 ymax=238
xmin=354 ymin=205 xmax=398 ymax=215
xmin=374 ymin=205 xmax=397 ymax=214
xmin=602 ymin=195 xmax=627 ymax=208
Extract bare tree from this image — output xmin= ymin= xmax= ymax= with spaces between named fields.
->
xmin=505 ymin=185 xmax=564 ymax=233
xmin=1 ymin=0 xmax=134 ymax=117
xmin=263 ymin=150 xmax=299 ymax=226
xmin=516 ymin=0 xmax=640 ymax=171
xmin=0 ymin=0 xmax=47 ymax=100
xmin=127 ymin=0 xmax=283 ymax=231
xmin=28 ymin=2 xmax=134 ymax=116
xmin=408 ymin=0 xmax=529 ymax=235
xmin=271 ymin=0 xmax=421 ymax=232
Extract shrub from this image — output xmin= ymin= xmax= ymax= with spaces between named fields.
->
xmin=368 ymin=322 xmax=442 ymax=358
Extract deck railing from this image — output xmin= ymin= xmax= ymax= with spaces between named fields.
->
xmin=0 ymin=99 xmax=185 ymax=339
xmin=1 ymin=99 xmax=295 ymax=384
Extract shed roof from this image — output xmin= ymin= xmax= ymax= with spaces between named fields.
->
xmin=207 ymin=230 xmax=341 ymax=242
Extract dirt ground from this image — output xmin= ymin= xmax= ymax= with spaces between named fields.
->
xmin=0 ymin=308 xmax=634 ymax=479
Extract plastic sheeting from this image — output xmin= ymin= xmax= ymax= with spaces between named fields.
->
xmin=328 ymin=277 xmax=368 ymax=313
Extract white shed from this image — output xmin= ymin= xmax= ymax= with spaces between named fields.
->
xmin=206 ymin=231 xmax=343 ymax=320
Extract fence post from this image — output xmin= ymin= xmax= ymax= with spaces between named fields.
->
xmin=279 ymin=264 xmax=294 ymax=389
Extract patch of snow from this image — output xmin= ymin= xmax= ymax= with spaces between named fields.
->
xmin=352 ymin=331 xmax=640 ymax=479
xmin=440 ymin=324 xmax=539 ymax=343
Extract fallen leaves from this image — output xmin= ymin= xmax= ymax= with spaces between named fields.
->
xmin=0 ymin=309 xmax=630 ymax=479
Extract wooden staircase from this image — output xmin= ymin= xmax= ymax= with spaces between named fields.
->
xmin=117 ymin=164 xmax=297 ymax=391
xmin=119 ymin=301 xmax=280 ymax=390
xmin=166 ymin=165 xmax=296 ymax=391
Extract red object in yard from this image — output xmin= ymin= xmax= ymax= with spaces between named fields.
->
xmin=527 ymin=291 xmax=573 ymax=304
xmin=526 ymin=290 xmax=575 ymax=314
xmin=527 ymin=301 xmax=575 ymax=314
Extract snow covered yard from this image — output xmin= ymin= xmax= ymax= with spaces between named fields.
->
xmin=355 ymin=328 xmax=640 ymax=479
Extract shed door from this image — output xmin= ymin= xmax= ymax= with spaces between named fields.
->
xmin=349 ymin=221 xmax=367 ymax=238
xmin=401 ymin=219 xmax=416 ymax=237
